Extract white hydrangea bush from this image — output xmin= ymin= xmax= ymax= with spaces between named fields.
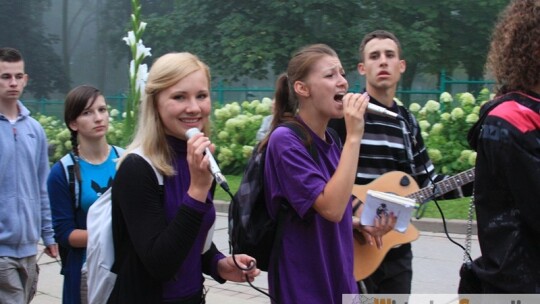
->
xmin=419 ymin=88 xmax=491 ymax=174
xmin=212 ymin=97 xmax=272 ymax=173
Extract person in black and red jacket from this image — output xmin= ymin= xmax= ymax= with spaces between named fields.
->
xmin=465 ymin=0 xmax=540 ymax=293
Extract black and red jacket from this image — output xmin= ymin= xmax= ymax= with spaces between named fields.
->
xmin=469 ymin=90 xmax=540 ymax=293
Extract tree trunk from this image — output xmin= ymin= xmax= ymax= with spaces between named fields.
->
xmin=95 ymin=0 xmax=107 ymax=92
xmin=61 ymin=0 xmax=71 ymax=85
xmin=465 ymin=64 xmax=484 ymax=96
xmin=400 ymin=61 xmax=417 ymax=105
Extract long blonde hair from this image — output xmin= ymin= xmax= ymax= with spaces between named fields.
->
xmin=119 ymin=52 xmax=211 ymax=176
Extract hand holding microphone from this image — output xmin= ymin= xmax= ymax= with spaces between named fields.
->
xmin=339 ymin=92 xmax=401 ymax=119
xmin=185 ymin=128 xmax=229 ymax=191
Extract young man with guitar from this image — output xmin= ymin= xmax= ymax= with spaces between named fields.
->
xmin=329 ymin=30 xmax=471 ymax=294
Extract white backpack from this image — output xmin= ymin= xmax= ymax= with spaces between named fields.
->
xmin=85 ymin=148 xmax=163 ymax=304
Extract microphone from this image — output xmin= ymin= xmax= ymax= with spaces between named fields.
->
xmin=185 ymin=128 xmax=229 ymax=190
xmin=339 ymin=92 xmax=401 ymax=119
xmin=367 ymin=102 xmax=401 ymax=119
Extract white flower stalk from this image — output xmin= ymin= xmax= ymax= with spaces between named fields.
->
xmin=136 ymin=64 xmax=148 ymax=92
xmin=122 ymin=0 xmax=151 ymax=145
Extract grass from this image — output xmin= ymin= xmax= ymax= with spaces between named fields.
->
xmin=215 ymin=175 xmax=474 ymax=220
xmin=414 ymin=196 xmax=474 ymax=220
xmin=214 ymin=175 xmax=242 ymax=202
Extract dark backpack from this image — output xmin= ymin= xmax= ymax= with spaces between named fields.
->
xmin=228 ymin=122 xmax=341 ymax=271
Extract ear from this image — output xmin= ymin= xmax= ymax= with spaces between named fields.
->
xmin=399 ymin=59 xmax=406 ymax=74
xmin=21 ymin=74 xmax=29 ymax=88
xmin=294 ymin=80 xmax=310 ymax=98
xmin=357 ymin=62 xmax=366 ymax=76
xmin=69 ymin=121 xmax=78 ymax=132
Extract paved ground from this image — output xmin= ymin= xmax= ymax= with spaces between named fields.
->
xmin=33 ymin=209 xmax=481 ymax=304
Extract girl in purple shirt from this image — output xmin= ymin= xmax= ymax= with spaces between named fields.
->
xmin=109 ymin=52 xmax=260 ymax=304
xmin=261 ymin=44 xmax=394 ymax=303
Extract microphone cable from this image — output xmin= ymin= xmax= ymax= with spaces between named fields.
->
xmin=221 ymin=186 xmax=277 ymax=303
xmin=400 ymin=117 xmax=472 ymax=263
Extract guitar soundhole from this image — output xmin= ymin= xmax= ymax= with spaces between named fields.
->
xmin=400 ymin=175 xmax=410 ymax=187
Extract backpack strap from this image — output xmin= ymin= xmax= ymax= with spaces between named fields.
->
xmin=110 ymin=145 xmax=125 ymax=158
xmin=131 ymin=147 xmax=164 ymax=185
xmin=59 ymin=145 xmax=125 ymax=210
xmin=60 ymin=153 xmax=81 ymax=210
xmin=129 ymin=148 xmax=215 ymax=253
xmin=327 ymin=127 xmax=342 ymax=150
xmin=280 ymin=121 xmax=320 ymax=161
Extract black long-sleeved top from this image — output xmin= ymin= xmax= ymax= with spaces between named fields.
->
xmin=470 ymin=91 xmax=540 ymax=293
xmin=108 ymin=150 xmax=224 ymax=303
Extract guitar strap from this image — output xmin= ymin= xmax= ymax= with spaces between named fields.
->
xmin=397 ymin=105 xmax=418 ymax=174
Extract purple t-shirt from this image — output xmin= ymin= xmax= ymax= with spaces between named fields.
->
xmin=264 ymin=123 xmax=358 ymax=303
xmin=161 ymin=136 xmax=224 ymax=301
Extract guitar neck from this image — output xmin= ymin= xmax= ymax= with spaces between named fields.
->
xmin=407 ymin=168 xmax=475 ymax=203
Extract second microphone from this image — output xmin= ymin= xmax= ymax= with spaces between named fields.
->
xmin=185 ymin=128 xmax=229 ymax=188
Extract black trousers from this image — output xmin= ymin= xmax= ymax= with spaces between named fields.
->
xmin=360 ymin=243 xmax=413 ymax=294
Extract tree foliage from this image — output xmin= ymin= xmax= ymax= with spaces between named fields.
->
xmin=141 ymin=0 xmax=509 ymax=89
xmin=144 ymin=0 xmax=366 ymax=82
xmin=1 ymin=0 xmax=511 ymax=98
xmin=0 ymin=0 xmax=69 ymax=98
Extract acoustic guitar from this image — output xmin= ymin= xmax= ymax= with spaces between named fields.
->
xmin=352 ymin=168 xmax=475 ymax=281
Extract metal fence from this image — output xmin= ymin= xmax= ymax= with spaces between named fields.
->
xmin=24 ymin=71 xmax=495 ymax=118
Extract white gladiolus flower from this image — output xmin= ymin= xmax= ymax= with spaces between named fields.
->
xmin=123 ymin=31 xmax=136 ymax=46
xmin=129 ymin=60 xmax=135 ymax=78
xmin=136 ymin=64 xmax=148 ymax=92
xmin=136 ymin=41 xmax=152 ymax=60
xmin=139 ymin=22 xmax=147 ymax=32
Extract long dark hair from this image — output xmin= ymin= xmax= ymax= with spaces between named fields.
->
xmin=259 ymin=44 xmax=338 ymax=151
xmin=63 ymin=85 xmax=102 ymax=181
xmin=486 ymin=0 xmax=540 ymax=95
